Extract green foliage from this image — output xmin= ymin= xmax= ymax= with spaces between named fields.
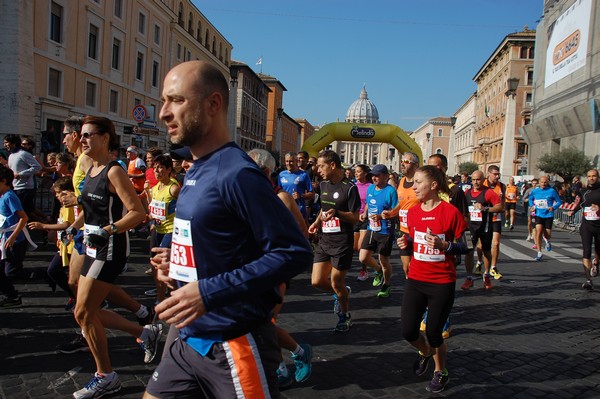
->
xmin=536 ymin=147 xmax=593 ymax=182
xmin=458 ymin=161 xmax=479 ymax=176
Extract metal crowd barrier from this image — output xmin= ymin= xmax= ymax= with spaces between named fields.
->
xmin=553 ymin=207 xmax=582 ymax=233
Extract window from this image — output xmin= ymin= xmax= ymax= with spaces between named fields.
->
xmin=176 ymin=43 xmax=182 ymax=60
xmin=525 ymin=92 xmax=533 ymax=104
xmin=527 ymin=70 xmax=534 ymax=85
xmin=152 ymin=61 xmax=159 ymax=87
xmin=517 ymin=143 xmax=528 ymax=156
xmin=109 ymin=89 xmax=119 ymax=113
xmin=178 ymin=2 xmax=184 ymax=27
xmin=188 ymin=12 xmax=193 ymax=34
xmin=438 ymin=128 xmax=443 ymax=137
xmin=134 ymin=97 xmax=141 ymax=106
xmin=138 ymin=13 xmax=146 ymax=34
xmin=114 ymin=0 xmax=122 ymax=18
xmin=186 ymin=50 xmax=191 ymax=61
xmin=196 ymin=21 xmax=202 ymax=42
xmin=88 ymin=24 xmax=99 ymax=60
xmin=153 ymin=24 xmax=161 ymax=45
xmin=136 ymin=51 xmax=144 ymax=80
xmin=111 ymin=38 xmax=121 ymax=70
xmin=50 ymin=2 xmax=62 ymax=43
xmin=48 ymin=68 xmax=61 ymax=97
xmin=86 ymin=81 xmax=97 ymax=107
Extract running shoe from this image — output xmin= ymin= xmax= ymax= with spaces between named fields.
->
xmin=144 ymin=267 xmax=154 ymax=275
xmin=0 ymin=296 xmax=22 ymax=308
xmin=510 ymin=224 xmax=514 ymax=230
xmin=535 ymin=253 xmax=543 ymax=262
xmin=490 ymin=267 xmax=503 ymax=280
xmin=413 ymin=350 xmax=433 ymax=376
xmin=356 ymin=269 xmax=368 ymax=281
xmin=582 ymin=280 xmax=594 ymax=291
xmin=334 ymin=313 xmax=352 ymax=333
xmin=461 ymin=278 xmax=474 ymax=290
xmin=56 ymin=335 xmax=89 ymax=354
xmin=441 ymin=320 xmax=452 ymax=339
xmin=483 ymin=274 xmax=492 ymax=290
xmin=504 ymin=222 xmax=509 ymax=228
xmin=532 ymin=244 xmax=538 ymax=250
xmin=137 ymin=305 xmax=156 ymax=326
xmin=546 ymin=241 xmax=552 ymax=252
xmin=474 ymin=261 xmax=482 ymax=275
xmin=526 ymin=234 xmax=532 ymax=241
xmin=426 ymin=370 xmax=450 ymax=393
xmin=332 ymin=286 xmax=351 ymax=314
xmin=377 ymin=285 xmax=391 ymax=298
xmin=372 ymin=271 xmax=383 ymax=287
xmin=138 ymin=324 xmax=163 ymax=363
xmin=73 ymin=372 xmax=121 ymax=399
xmin=292 ymin=343 xmax=313 ymax=383
xmin=591 ymin=263 xmax=598 ymax=278
xmin=277 ymin=368 xmax=294 ymax=389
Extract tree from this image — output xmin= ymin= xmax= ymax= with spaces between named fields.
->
xmin=536 ymin=147 xmax=593 ymax=183
xmin=457 ymin=161 xmax=479 ymax=176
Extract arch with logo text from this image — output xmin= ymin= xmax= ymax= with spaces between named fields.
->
xmin=301 ymin=122 xmax=423 ymax=162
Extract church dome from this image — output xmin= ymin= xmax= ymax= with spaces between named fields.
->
xmin=345 ymin=85 xmax=380 ymax=124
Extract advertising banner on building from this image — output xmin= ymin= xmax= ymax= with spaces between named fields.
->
xmin=545 ymin=0 xmax=592 ymax=88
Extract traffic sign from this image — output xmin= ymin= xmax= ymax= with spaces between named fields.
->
xmin=132 ymin=105 xmax=147 ymax=123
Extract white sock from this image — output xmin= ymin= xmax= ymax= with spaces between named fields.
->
xmin=538 ymin=251 xmax=542 ymax=257
xmin=135 ymin=304 xmax=149 ymax=318
xmin=292 ymin=344 xmax=304 ymax=357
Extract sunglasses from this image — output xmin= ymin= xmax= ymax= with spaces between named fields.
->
xmin=400 ymin=160 xmax=414 ymax=164
xmin=81 ymin=132 xmax=101 ymax=139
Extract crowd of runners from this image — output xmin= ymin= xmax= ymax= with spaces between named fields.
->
xmin=0 ymin=60 xmax=599 ymax=398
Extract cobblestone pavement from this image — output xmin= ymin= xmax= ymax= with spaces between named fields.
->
xmin=1 ymin=222 xmax=599 ymax=399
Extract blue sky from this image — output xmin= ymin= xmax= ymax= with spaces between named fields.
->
xmin=195 ymin=1 xmax=543 ymax=131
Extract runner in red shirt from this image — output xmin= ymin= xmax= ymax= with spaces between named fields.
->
xmin=397 ymin=165 xmax=468 ymax=393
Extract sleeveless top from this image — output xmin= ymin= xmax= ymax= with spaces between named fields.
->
xmin=80 ymin=161 xmax=128 ymax=261
xmin=397 ymin=177 xmax=420 ymax=234
xmin=150 ymin=177 xmax=179 ymax=234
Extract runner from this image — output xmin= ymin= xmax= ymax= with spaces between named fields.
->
xmin=353 ymin=164 xmax=372 ymax=281
xmin=504 ymin=176 xmax=519 ymax=230
xmin=522 ymin=179 xmax=538 ymax=242
xmin=529 ymin=175 xmax=562 ymax=261
xmin=396 ymin=165 xmax=469 ymax=393
xmin=482 ymin=165 xmax=506 ymax=279
xmin=309 ymin=150 xmax=360 ymax=333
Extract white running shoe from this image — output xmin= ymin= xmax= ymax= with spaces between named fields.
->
xmin=73 ymin=372 xmax=121 ymax=399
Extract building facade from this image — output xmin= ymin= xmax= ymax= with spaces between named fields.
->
xmin=522 ymin=0 xmax=600 ymax=175
xmin=410 ymin=117 xmax=453 ymax=166
xmin=0 ymin=0 xmax=232 ymax=154
xmin=449 ymin=93 xmax=477 ymax=175
xmin=473 ymin=29 xmax=535 ymax=178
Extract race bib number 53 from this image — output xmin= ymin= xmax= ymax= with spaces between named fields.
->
xmin=169 ymin=218 xmax=198 ymax=282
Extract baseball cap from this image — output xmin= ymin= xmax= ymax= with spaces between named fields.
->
xmin=126 ymin=146 xmax=138 ymax=154
xmin=170 ymin=146 xmax=192 ymax=161
xmin=371 ymin=164 xmax=389 ymax=175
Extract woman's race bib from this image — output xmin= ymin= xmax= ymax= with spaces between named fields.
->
xmin=399 ymin=209 xmax=408 ymax=229
xmin=468 ymin=205 xmax=482 ymax=222
xmin=149 ymin=199 xmax=167 ymax=221
xmin=413 ymin=230 xmax=446 ymax=262
xmin=322 ymin=217 xmax=341 ymax=233
xmin=584 ymin=206 xmax=600 ymax=221
xmin=534 ymin=199 xmax=548 ymax=209
xmin=169 ymin=218 xmax=198 ymax=282
xmin=368 ymin=214 xmax=381 ymax=232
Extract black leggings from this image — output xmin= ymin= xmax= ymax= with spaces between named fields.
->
xmin=47 ymin=253 xmax=75 ymax=298
xmin=401 ymin=279 xmax=455 ymax=348
xmin=580 ymin=222 xmax=600 ymax=260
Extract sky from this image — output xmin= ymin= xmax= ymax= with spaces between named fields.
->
xmin=195 ymin=1 xmax=543 ymax=131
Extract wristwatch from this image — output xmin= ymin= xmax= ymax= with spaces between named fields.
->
xmin=109 ymin=223 xmax=118 ymax=235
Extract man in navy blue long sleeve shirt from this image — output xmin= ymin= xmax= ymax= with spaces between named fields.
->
xmin=145 ymin=61 xmax=313 ymax=399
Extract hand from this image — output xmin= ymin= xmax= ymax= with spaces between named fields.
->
xmin=150 ymin=247 xmax=175 ymax=289
xmin=474 ymin=203 xmax=483 ymax=210
xmin=84 ymin=228 xmax=110 ymax=247
xmin=369 ymin=213 xmax=380 ymax=222
xmin=59 ymin=191 xmax=78 ymax=207
xmin=548 ymin=207 xmax=554 ymax=212
xmin=359 ymin=213 xmax=367 ymax=222
xmin=322 ymin=209 xmax=335 ymax=222
xmin=425 ymin=228 xmax=444 ymax=250
xmin=4 ymin=235 xmax=16 ymax=250
xmin=292 ymin=191 xmax=300 ymax=200
xmin=397 ymin=234 xmax=408 ymax=249
xmin=28 ymin=222 xmax=43 ymax=230
xmin=308 ymin=223 xmax=319 ymax=235
xmin=155 ymin=281 xmax=206 ymax=329
xmin=381 ymin=210 xmax=391 ymax=220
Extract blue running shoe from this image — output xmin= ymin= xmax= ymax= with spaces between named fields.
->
xmin=292 ymin=343 xmax=313 ymax=383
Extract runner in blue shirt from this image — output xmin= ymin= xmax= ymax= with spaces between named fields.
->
xmin=278 ymin=152 xmax=314 ymax=222
xmin=528 ymin=175 xmax=562 ymax=261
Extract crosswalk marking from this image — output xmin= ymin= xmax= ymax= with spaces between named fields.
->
xmin=507 ymin=239 xmax=579 ymax=264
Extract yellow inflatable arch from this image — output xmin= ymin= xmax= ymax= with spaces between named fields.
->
xmin=301 ymin=122 xmax=423 ymax=163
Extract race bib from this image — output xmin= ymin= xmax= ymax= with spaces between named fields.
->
xmin=169 ymin=218 xmax=198 ymax=282
xmin=468 ymin=205 xmax=482 ymax=222
xmin=149 ymin=199 xmax=167 ymax=221
xmin=368 ymin=214 xmax=381 ymax=232
xmin=584 ymin=206 xmax=600 ymax=221
xmin=535 ymin=199 xmax=548 ymax=209
xmin=413 ymin=230 xmax=446 ymax=262
xmin=322 ymin=217 xmax=341 ymax=233
xmin=399 ymin=209 xmax=408 ymax=229
xmin=83 ymin=223 xmax=100 ymax=258
xmin=507 ymin=193 xmax=516 ymax=200
xmin=74 ymin=205 xmax=81 ymax=219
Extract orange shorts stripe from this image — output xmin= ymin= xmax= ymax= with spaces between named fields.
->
xmin=225 ymin=334 xmax=270 ymax=399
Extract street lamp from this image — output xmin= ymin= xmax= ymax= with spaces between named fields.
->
xmin=506 ymin=77 xmax=519 ymax=97
xmin=450 ymin=116 xmax=457 ymax=127
xmin=425 ymin=132 xmax=431 ymax=159
xmin=276 ymin=107 xmax=284 ymax=165
xmin=228 ymin=67 xmax=239 ymax=145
